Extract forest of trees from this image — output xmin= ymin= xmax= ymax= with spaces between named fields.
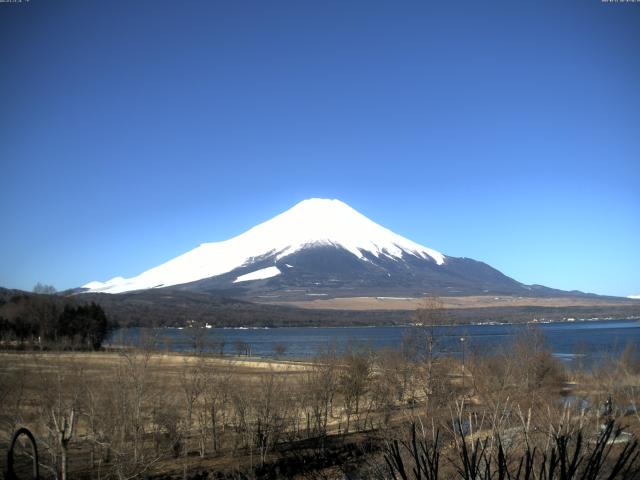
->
xmin=0 ymin=293 xmax=113 ymax=350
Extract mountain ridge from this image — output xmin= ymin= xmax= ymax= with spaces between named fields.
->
xmin=82 ymin=198 xmax=596 ymax=300
xmin=83 ymin=198 xmax=446 ymax=294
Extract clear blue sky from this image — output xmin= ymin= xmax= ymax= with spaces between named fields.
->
xmin=1 ymin=1 xmax=638 ymax=297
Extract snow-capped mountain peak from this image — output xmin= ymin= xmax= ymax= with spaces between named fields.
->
xmin=238 ymin=198 xmax=444 ymax=264
xmin=83 ymin=198 xmax=445 ymax=294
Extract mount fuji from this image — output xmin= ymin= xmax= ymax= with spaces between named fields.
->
xmin=82 ymin=198 xmax=574 ymax=300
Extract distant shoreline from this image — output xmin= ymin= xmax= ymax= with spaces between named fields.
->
xmin=129 ymin=315 xmax=640 ymax=330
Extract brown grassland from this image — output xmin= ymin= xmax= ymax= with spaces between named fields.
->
xmin=1 ymin=321 xmax=640 ymax=479
xmin=272 ymin=295 xmax=640 ymax=311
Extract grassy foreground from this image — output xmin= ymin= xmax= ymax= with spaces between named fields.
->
xmin=1 ymin=337 xmax=639 ymax=479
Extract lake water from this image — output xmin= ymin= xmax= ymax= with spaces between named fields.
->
xmin=110 ymin=318 xmax=640 ymax=366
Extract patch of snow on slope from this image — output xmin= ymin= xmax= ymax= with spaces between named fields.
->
xmin=84 ymin=198 xmax=445 ymax=293
xmin=82 ymin=277 xmax=127 ymax=292
xmin=233 ymin=266 xmax=281 ymax=283
xmin=628 ymin=294 xmax=640 ymax=299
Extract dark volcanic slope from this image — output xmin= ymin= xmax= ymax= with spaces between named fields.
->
xmin=173 ymin=245 xmax=590 ymax=301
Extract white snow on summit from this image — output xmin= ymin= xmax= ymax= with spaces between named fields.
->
xmin=83 ymin=198 xmax=446 ymax=294
xmin=628 ymin=294 xmax=640 ymax=300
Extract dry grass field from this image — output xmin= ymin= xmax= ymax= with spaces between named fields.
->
xmin=0 ymin=351 xmax=315 ymax=478
xmin=1 ymin=340 xmax=639 ymax=479
xmin=270 ymin=294 xmax=640 ymax=311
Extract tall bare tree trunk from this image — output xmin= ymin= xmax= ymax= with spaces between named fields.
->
xmin=52 ymin=408 xmax=76 ymax=480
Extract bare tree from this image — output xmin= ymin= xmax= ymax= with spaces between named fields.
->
xmin=234 ymin=340 xmax=250 ymax=356
xmin=50 ymin=402 xmax=76 ymax=480
xmin=371 ymin=348 xmax=412 ymax=428
xmin=230 ymin=381 xmax=252 ymax=453
xmin=411 ymin=296 xmax=448 ymax=412
xmin=274 ymin=342 xmax=287 ymax=357
xmin=183 ymin=325 xmax=209 ymax=354
xmin=511 ymin=326 xmax=565 ymax=404
xmin=179 ymin=357 xmax=205 ymax=455
xmin=0 ymin=357 xmax=27 ymax=443
xmin=339 ymin=347 xmax=371 ymax=433
xmin=203 ymin=364 xmax=234 ymax=453
xmin=33 ymin=359 xmax=83 ymax=480
xmin=303 ymin=349 xmax=339 ymax=438
xmin=253 ymin=370 xmax=294 ymax=465
xmin=33 ymin=282 xmax=57 ymax=295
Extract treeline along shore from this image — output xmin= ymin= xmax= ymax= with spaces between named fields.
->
xmin=3 ymin=287 xmax=639 ymax=330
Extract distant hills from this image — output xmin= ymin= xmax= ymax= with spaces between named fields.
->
xmin=2 ymin=287 xmax=638 ymax=329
